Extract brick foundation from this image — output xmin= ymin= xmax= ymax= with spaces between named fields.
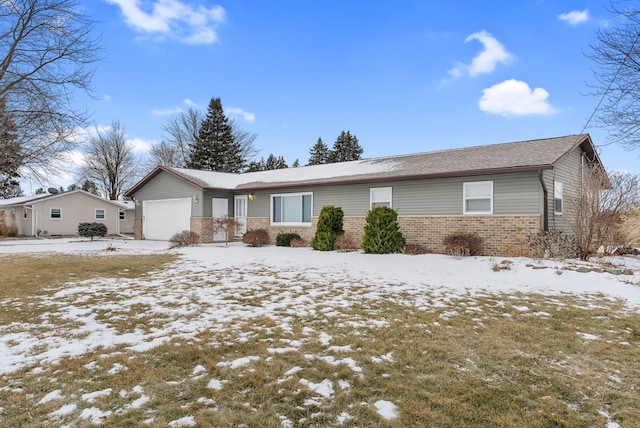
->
xmin=247 ymin=215 xmax=541 ymax=255
xmin=134 ymin=218 xmax=142 ymax=240
xmin=191 ymin=217 xmax=215 ymax=243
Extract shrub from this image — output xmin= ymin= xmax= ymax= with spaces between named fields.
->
xmin=5 ymin=225 xmax=18 ymax=237
xmin=335 ymin=233 xmax=358 ymax=252
xmin=289 ymin=237 xmax=308 ymax=248
xmin=443 ymin=231 xmax=483 ymax=256
xmin=78 ymin=222 xmax=108 ymax=241
xmin=276 ymin=232 xmax=301 ymax=247
xmin=525 ymin=230 xmax=577 ymax=259
xmin=311 ymin=206 xmax=344 ymax=251
xmin=402 ymin=243 xmax=430 ymax=255
xmin=168 ymin=230 xmax=200 ymax=249
xmin=243 ymin=229 xmax=270 ymax=247
xmin=361 ymin=206 xmax=406 ymax=254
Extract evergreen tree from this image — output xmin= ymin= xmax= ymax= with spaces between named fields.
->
xmin=328 ymin=131 xmax=363 ymax=163
xmin=187 ymin=97 xmax=244 ymax=173
xmin=245 ymin=154 xmax=288 ymax=172
xmin=81 ymin=180 xmax=100 ymax=196
xmin=308 ymin=137 xmax=330 ymax=165
xmin=0 ymin=98 xmax=22 ymax=199
xmin=292 ymin=159 xmax=300 ymax=167
xmin=264 ymin=154 xmax=288 ymax=170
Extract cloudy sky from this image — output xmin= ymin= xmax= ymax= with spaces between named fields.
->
xmin=37 ymin=1 xmax=638 ymax=189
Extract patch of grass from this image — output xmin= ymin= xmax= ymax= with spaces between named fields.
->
xmin=1 ymin=259 xmax=639 ymax=427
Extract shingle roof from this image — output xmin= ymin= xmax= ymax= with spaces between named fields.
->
xmin=126 ymin=134 xmax=600 ymax=194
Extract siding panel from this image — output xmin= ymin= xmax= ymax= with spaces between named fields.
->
xmin=132 ymin=171 xmax=200 ymax=218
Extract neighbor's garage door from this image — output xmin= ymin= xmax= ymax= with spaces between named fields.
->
xmin=143 ymin=198 xmax=191 ymax=240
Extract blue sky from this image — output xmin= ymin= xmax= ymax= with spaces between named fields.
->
xmin=48 ymin=0 xmax=638 ymax=188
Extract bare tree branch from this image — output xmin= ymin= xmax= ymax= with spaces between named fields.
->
xmin=0 ymin=0 xmax=102 ymax=181
xmin=76 ymin=121 xmax=140 ymax=200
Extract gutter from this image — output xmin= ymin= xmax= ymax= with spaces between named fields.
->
xmin=537 ymin=170 xmax=549 ymax=232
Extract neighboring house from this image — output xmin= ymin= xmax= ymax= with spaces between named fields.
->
xmin=125 ymin=134 xmax=604 ymax=254
xmin=0 ymin=190 xmax=134 ymax=237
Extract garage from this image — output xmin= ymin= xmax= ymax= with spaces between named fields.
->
xmin=142 ymin=198 xmax=191 ymax=240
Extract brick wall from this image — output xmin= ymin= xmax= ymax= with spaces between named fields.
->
xmin=134 ymin=218 xmax=142 ymax=240
xmin=190 ymin=217 xmax=215 ymax=243
xmin=247 ymin=214 xmax=541 ymax=255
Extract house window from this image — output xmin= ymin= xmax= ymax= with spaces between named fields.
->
xmin=23 ymin=208 xmax=28 ymax=219
xmin=271 ymin=193 xmax=312 ymax=225
xmin=50 ymin=208 xmax=62 ymax=219
xmin=119 ymin=211 xmax=125 ymax=221
xmin=95 ymin=209 xmax=105 ymax=220
xmin=370 ymin=187 xmax=392 ymax=208
xmin=554 ymin=181 xmax=563 ymax=215
xmin=463 ymin=181 xmax=493 ymax=214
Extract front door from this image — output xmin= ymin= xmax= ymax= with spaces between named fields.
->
xmin=234 ymin=195 xmax=247 ymax=237
xmin=212 ymin=198 xmax=229 ymax=241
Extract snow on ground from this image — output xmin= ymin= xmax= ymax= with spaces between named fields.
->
xmin=1 ymin=237 xmax=640 ymax=425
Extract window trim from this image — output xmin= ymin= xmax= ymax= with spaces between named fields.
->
xmin=554 ymin=181 xmax=563 ymax=215
xmin=50 ymin=207 xmax=62 ymax=220
xmin=463 ymin=181 xmax=493 ymax=215
xmin=95 ymin=208 xmax=106 ymax=220
xmin=270 ymin=192 xmax=313 ymax=226
xmin=370 ymin=187 xmax=392 ymax=208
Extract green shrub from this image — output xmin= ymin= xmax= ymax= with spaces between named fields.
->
xmin=243 ymin=229 xmax=270 ymax=247
xmin=443 ymin=231 xmax=483 ymax=256
xmin=360 ymin=206 xmax=405 ymax=254
xmin=276 ymin=232 xmax=301 ymax=247
xmin=311 ymin=206 xmax=344 ymax=251
xmin=78 ymin=222 xmax=108 ymax=241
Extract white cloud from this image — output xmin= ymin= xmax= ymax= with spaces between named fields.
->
xmin=128 ymin=137 xmax=155 ymax=153
xmin=478 ymin=79 xmax=558 ymax=116
xmin=226 ymin=107 xmax=256 ymax=123
xmin=105 ymin=0 xmax=225 ymax=44
xmin=151 ymin=106 xmax=183 ymax=116
xmin=558 ymin=10 xmax=589 ymax=25
xmin=449 ymin=30 xmax=512 ymax=77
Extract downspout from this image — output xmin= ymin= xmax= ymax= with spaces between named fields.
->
xmin=538 ymin=169 xmax=549 ymax=232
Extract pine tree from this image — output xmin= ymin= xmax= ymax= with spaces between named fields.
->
xmin=292 ymin=159 xmax=300 ymax=167
xmin=245 ymin=154 xmax=288 ymax=172
xmin=187 ymin=97 xmax=244 ymax=172
xmin=0 ymin=98 xmax=22 ymax=199
xmin=328 ymin=131 xmax=363 ymax=163
xmin=308 ymin=137 xmax=330 ymax=165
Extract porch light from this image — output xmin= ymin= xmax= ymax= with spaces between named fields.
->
xmin=193 ymin=195 xmax=199 ymax=204
xmin=248 ymin=193 xmax=255 ymax=201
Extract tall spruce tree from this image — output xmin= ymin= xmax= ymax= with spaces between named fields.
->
xmin=0 ymin=98 xmax=23 ymax=198
xmin=308 ymin=137 xmax=330 ymax=165
xmin=187 ymin=98 xmax=245 ymax=172
xmin=329 ymin=131 xmax=363 ymax=163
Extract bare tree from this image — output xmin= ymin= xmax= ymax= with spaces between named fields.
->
xmin=212 ymin=216 xmax=237 ymax=246
xmin=571 ymin=165 xmax=640 ymax=259
xmin=153 ymin=107 xmax=258 ymax=169
xmin=77 ymin=121 xmax=139 ymax=200
xmin=587 ymin=1 xmax=640 ymax=150
xmin=620 ymin=206 xmax=640 ymax=248
xmin=0 ymin=0 xmax=102 ymax=180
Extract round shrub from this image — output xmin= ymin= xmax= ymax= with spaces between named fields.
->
xmin=243 ymin=229 xmax=270 ymax=247
xmin=276 ymin=232 xmax=301 ymax=247
xmin=78 ymin=222 xmax=108 ymax=241
xmin=168 ymin=230 xmax=200 ymax=249
xmin=443 ymin=231 xmax=483 ymax=256
xmin=360 ymin=206 xmax=405 ymax=254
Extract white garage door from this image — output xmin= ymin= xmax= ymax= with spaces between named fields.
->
xmin=143 ymin=198 xmax=191 ymax=240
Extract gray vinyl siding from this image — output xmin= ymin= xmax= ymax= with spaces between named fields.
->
xmin=547 ymin=148 xmax=583 ymax=234
xmin=131 ymin=171 xmax=202 ymax=218
xmin=246 ymin=172 xmax=542 ymax=219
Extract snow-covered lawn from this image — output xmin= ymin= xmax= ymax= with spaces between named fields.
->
xmin=0 ymin=238 xmax=638 ymax=426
